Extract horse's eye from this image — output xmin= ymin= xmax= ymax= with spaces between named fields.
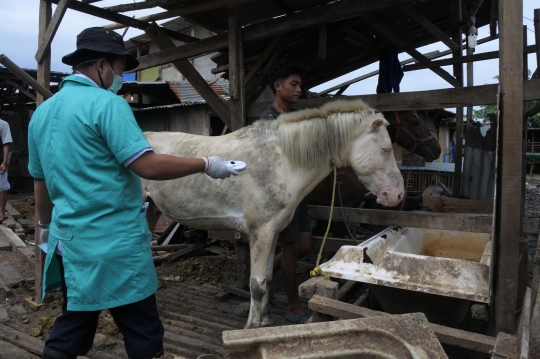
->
xmin=382 ymin=148 xmax=391 ymax=153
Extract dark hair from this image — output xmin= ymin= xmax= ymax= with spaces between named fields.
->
xmin=267 ymin=58 xmax=305 ymax=93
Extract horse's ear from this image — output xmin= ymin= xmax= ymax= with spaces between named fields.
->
xmin=371 ymin=118 xmax=384 ymax=131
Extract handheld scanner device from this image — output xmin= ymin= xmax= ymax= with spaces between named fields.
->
xmin=223 ymin=160 xmax=247 ymax=172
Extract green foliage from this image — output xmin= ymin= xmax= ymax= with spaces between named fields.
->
xmin=472 ymin=72 xmax=540 ymax=128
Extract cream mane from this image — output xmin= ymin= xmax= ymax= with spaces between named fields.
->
xmin=255 ymin=100 xmax=386 ymax=168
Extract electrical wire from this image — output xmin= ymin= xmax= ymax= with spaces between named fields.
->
xmin=337 ymin=184 xmax=361 ymax=243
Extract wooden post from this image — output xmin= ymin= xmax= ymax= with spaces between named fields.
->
xmin=35 ymin=0 xmax=72 ymax=64
xmin=228 ymin=5 xmax=245 ymax=131
xmin=466 ymin=17 xmax=475 ymax=128
xmin=452 ymin=0 xmax=464 ymax=196
xmin=35 ymin=0 xmax=52 ymax=302
xmin=534 ymin=9 xmax=540 ymax=78
xmin=495 ymin=0 xmax=524 ymax=334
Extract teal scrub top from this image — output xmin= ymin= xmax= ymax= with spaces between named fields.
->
xmin=28 ymin=75 xmax=157 ymax=311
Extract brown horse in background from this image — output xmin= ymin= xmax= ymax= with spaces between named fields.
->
xmin=305 ymin=111 xmax=441 ymax=219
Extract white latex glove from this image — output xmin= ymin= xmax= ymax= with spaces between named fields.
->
xmin=40 ymin=228 xmax=49 ymax=244
xmin=202 ymin=156 xmax=238 ymax=179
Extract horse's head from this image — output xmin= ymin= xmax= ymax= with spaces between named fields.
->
xmin=348 ymin=113 xmax=404 ymax=207
xmin=385 ymin=111 xmax=441 ymax=162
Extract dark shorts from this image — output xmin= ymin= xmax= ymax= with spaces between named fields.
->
xmin=278 ymin=199 xmax=311 ymax=242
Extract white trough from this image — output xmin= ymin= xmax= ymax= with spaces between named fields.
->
xmin=320 ymin=226 xmax=492 ymax=325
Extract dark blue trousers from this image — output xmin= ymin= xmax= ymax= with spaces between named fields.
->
xmin=45 ymin=255 xmax=164 ymax=359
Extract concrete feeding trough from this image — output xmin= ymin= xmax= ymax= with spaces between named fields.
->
xmin=223 ymin=313 xmax=448 ymax=359
xmin=319 ymin=227 xmax=492 ymax=325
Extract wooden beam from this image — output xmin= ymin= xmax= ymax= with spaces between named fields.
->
xmin=246 ymin=47 xmax=282 ymax=103
xmin=104 ymin=0 xmax=257 ymax=30
xmin=105 ymin=0 xmax=182 ymax=13
xmin=244 ymin=35 xmax=283 ymax=85
xmin=495 ymin=0 xmax=524 ymax=335
xmin=401 ymin=5 xmax=460 ymax=52
xmin=3 ymin=80 xmax=37 ymax=101
xmin=43 ymin=0 xmax=199 ymax=43
xmin=134 ymin=0 xmax=426 ymax=71
xmin=319 ymin=50 xmax=441 ymax=95
xmin=361 ymin=16 xmax=462 ymax=88
xmin=211 ymin=54 xmax=259 ymax=75
xmin=308 ymin=295 xmax=497 ymax=354
xmin=144 ymin=22 xmax=231 ymax=128
xmin=403 ymin=44 xmax=537 ymax=71
xmin=248 ymin=78 xmax=540 ymax=117
xmin=0 ymin=55 xmax=52 ymax=100
xmin=451 ymin=0 xmax=464 ymax=196
xmin=307 ymin=205 xmax=492 ymax=233
xmin=318 ymin=24 xmax=327 ymax=60
xmin=228 ymin=5 xmax=245 ymax=131
xmin=490 ymin=0 xmax=499 ymax=37
xmin=535 ymin=9 xmax=540 ymax=79
xmin=35 ymin=0 xmax=71 ymax=64
xmin=342 ymin=26 xmax=379 ymax=48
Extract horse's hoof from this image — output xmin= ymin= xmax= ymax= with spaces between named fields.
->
xmin=244 ymin=322 xmax=261 ymax=329
xmin=261 ymin=317 xmax=276 ymax=327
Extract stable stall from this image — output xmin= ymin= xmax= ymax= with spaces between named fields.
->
xmin=0 ymin=0 xmax=534 ymax=357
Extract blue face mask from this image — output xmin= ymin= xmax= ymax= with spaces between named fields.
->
xmin=106 ymin=61 xmax=123 ymax=94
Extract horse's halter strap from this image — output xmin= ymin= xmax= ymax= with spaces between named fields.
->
xmin=394 ymin=112 xmax=436 ymax=155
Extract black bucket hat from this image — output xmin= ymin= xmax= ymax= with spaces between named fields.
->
xmin=62 ymin=27 xmax=139 ymax=71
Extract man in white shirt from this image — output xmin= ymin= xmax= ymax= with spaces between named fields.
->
xmin=0 ymin=103 xmax=12 ymax=222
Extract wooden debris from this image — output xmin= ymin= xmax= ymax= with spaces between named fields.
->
xmin=0 ymin=232 xmax=11 ymax=251
xmin=214 ymin=291 xmax=232 ymax=302
xmin=151 ymin=244 xmax=189 ymax=251
xmin=167 ymin=242 xmax=211 ymax=262
xmin=0 ymin=227 xmax=26 ymax=252
xmin=17 ymin=247 xmax=35 ymax=265
xmin=16 ymin=219 xmax=34 ymax=231
xmin=23 ymin=297 xmax=44 ymax=311
xmin=5 ymin=202 xmax=21 ymax=219
xmin=2 ymin=217 xmax=17 ymax=229
xmin=352 ymin=289 xmax=369 ymax=307
xmin=308 ymin=295 xmax=497 ymax=354
xmin=221 ymin=285 xmax=250 ymax=299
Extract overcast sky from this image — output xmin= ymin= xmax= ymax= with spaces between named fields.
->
xmin=0 ymin=0 xmax=538 ymax=95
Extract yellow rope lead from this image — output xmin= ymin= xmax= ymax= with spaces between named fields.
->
xmin=310 ymin=165 xmax=337 ymax=280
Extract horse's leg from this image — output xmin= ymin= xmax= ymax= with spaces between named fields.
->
xmin=245 ymin=229 xmax=276 ymax=329
xmin=144 ymin=197 xmax=162 ymax=233
xmin=261 ymin=238 xmax=278 ymax=327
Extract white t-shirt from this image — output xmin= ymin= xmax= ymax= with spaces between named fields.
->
xmin=0 ymin=119 xmax=13 ymax=164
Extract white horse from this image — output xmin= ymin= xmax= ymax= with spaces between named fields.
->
xmin=142 ymin=100 xmax=404 ymax=328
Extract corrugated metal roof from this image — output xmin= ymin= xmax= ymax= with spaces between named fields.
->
xmin=167 ymin=78 xmax=229 ymax=103
xmin=132 ymin=101 xmax=207 ymax=112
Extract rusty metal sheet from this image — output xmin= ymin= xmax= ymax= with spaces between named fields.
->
xmin=223 ymin=313 xmax=448 ymax=359
xmin=319 ymin=227 xmax=492 ymax=303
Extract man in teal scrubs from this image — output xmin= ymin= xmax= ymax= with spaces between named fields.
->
xmin=28 ymin=27 xmax=237 ymax=359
